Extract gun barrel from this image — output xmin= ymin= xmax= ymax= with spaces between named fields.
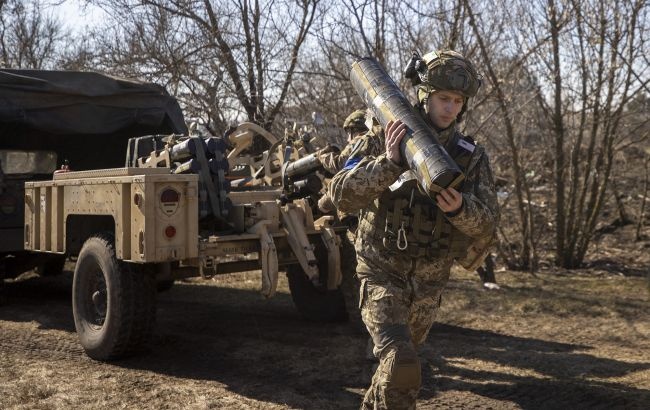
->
xmin=349 ymin=57 xmax=464 ymax=194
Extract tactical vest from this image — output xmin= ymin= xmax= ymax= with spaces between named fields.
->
xmin=372 ymin=132 xmax=478 ymax=259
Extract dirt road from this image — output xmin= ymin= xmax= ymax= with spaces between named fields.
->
xmin=1 ymin=265 xmax=648 ymax=409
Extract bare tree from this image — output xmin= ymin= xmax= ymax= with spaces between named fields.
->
xmin=59 ymin=0 xmax=647 ymax=271
xmin=295 ymin=0 xmax=477 ymax=140
xmin=540 ymin=0 xmax=649 ymax=267
xmin=459 ymin=0 xmax=557 ymax=271
xmin=86 ymin=0 xmax=319 ymax=134
xmin=0 ymin=0 xmax=68 ymax=69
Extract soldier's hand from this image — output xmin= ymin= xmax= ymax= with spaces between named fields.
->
xmin=436 ymin=187 xmax=463 ymax=213
xmin=385 ymin=120 xmax=407 ymax=164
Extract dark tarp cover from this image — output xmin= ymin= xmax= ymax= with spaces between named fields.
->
xmin=0 ymin=69 xmax=187 ymax=170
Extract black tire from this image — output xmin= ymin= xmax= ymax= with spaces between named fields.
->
xmin=286 ymin=237 xmax=347 ymax=322
xmin=338 ymin=232 xmax=365 ymax=331
xmin=72 ymin=233 xmax=156 ymax=361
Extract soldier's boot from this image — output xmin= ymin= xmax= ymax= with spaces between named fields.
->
xmin=361 ymin=342 xmax=421 ymax=410
xmin=478 ymin=254 xmax=500 ymax=290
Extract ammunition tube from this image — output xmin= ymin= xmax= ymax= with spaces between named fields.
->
xmin=173 ymin=158 xmax=200 ymax=174
xmin=170 ymin=138 xmax=206 ymax=161
xmin=284 ymin=154 xmax=322 ymax=179
xmin=350 ymin=57 xmax=464 ymax=195
xmin=290 ymin=174 xmax=322 ymax=198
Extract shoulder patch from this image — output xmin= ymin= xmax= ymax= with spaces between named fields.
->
xmin=458 ymin=137 xmax=476 ymax=153
xmin=343 ymin=156 xmax=361 ymax=171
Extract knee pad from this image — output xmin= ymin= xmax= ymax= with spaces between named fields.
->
xmin=386 ymin=342 xmax=421 ymax=390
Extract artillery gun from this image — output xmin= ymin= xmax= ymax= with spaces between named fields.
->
xmin=14 ymin=71 xmax=347 ymax=361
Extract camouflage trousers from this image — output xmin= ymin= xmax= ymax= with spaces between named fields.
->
xmin=339 ymin=231 xmax=363 ymax=329
xmin=356 ymin=256 xmax=452 ymax=410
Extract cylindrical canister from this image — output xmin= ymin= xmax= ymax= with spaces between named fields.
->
xmin=170 ymin=138 xmax=206 ymax=161
xmin=349 ymin=57 xmax=464 ymax=194
xmin=284 ymin=153 xmax=322 ymax=179
xmin=173 ymin=158 xmax=200 ymax=174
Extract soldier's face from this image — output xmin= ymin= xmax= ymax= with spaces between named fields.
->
xmin=427 ymin=90 xmax=465 ymax=129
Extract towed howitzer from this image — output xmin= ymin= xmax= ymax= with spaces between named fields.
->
xmin=349 ymin=57 xmax=464 ymax=197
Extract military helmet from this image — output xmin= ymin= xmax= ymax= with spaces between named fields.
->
xmin=343 ymin=109 xmax=368 ymax=133
xmin=405 ymin=50 xmax=482 ymax=102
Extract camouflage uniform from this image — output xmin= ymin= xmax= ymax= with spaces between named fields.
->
xmin=317 ymin=110 xmax=369 ymax=325
xmin=317 ymin=109 xmax=369 ymax=214
xmin=330 ymin=113 xmax=498 ymax=408
xmin=319 ymin=134 xmax=364 ymax=176
xmin=317 ymin=136 xmax=366 ymax=215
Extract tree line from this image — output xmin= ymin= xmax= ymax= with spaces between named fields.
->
xmin=1 ymin=0 xmax=648 ymax=270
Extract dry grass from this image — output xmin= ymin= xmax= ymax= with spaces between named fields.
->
xmin=1 ymin=226 xmax=649 ymax=409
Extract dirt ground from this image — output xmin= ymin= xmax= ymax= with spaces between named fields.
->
xmin=1 ymin=228 xmax=649 ymax=409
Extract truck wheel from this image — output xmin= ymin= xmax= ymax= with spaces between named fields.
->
xmin=72 ymin=234 xmax=156 ymax=361
xmin=287 ymin=265 xmax=347 ymax=322
xmin=286 ymin=239 xmax=347 ymax=322
xmin=338 ymin=232 xmax=364 ymax=331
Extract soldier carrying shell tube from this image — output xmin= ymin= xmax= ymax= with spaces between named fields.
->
xmin=329 ymin=50 xmax=500 ymax=409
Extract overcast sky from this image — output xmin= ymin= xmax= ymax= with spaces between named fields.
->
xmin=48 ymin=0 xmax=107 ymax=32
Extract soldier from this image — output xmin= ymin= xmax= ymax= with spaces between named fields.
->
xmin=477 ymin=253 xmax=500 ymax=290
xmin=329 ymin=50 xmax=499 ymax=409
xmin=316 ymin=110 xmax=369 ymax=326
xmin=317 ymin=109 xmax=369 ymax=216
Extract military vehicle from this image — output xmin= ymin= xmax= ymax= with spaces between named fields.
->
xmin=0 ymin=69 xmax=187 ymax=280
xmin=4 ymin=70 xmax=347 ymax=361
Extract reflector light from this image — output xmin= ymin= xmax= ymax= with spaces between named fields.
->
xmin=160 ymin=189 xmax=180 ymax=203
xmin=160 ymin=187 xmax=181 ymax=216
xmin=164 ymin=225 xmax=176 ymax=238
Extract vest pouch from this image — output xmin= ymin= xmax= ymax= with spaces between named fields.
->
xmin=457 ymin=231 xmax=496 ymax=271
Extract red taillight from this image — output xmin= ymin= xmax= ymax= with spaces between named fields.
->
xmin=160 ymin=188 xmax=180 ymax=215
xmin=160 ymin=188 xmax=180 ymax=203
xmin=164 ymin=225 xmax=176 ymax=238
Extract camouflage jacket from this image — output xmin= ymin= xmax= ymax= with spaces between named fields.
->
xmin=329 ymin=121 xmax=499 ymax=271
xmin=318 ymin=133 xmax=366 ymax=176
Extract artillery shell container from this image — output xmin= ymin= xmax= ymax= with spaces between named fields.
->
xmin=349 ymin=57 xmax=464 ymax=195
xmin=170 ymin=138 xmax=206 ymax=161
xmin=281 ymin=153 xmax=323 ymax=203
